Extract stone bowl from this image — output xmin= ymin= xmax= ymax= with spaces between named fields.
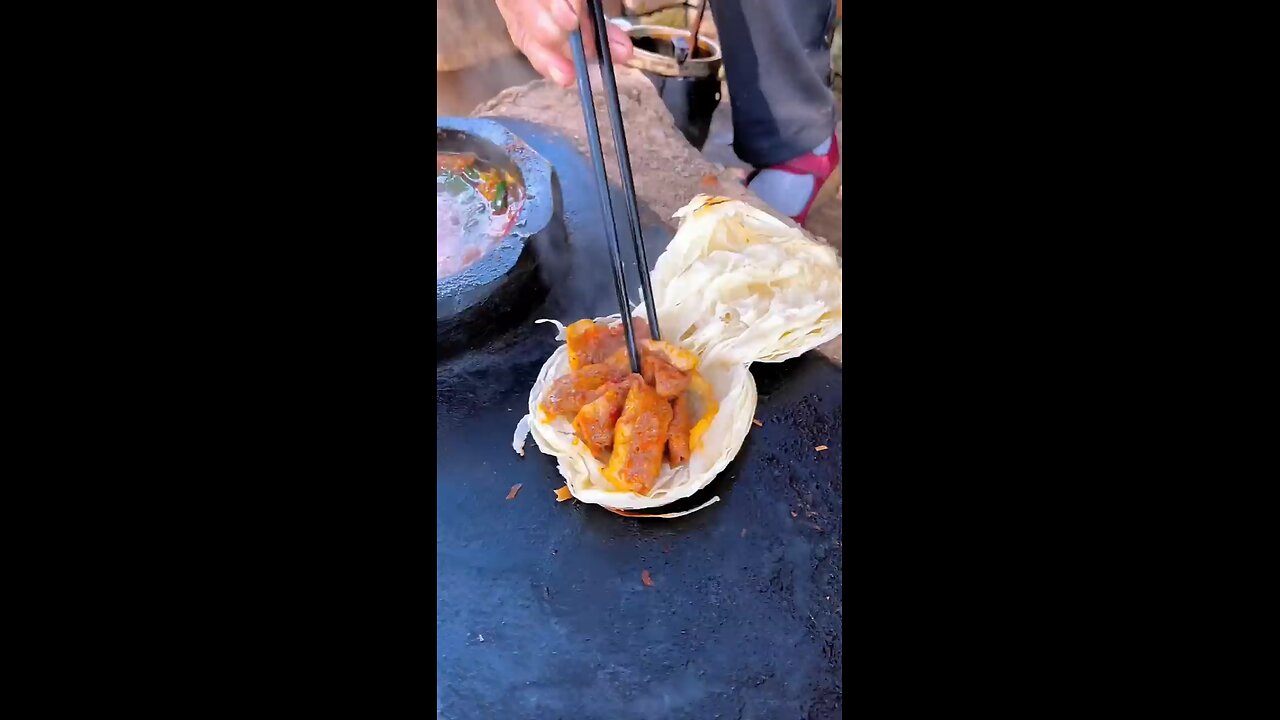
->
xmin=436 ymin=117 xmax=559 ymax=355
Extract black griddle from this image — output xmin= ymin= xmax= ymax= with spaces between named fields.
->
xmin=437 ymin=118 xmax=842 ymax=719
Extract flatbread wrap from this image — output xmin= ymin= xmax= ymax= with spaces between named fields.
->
xmin=512 ymin=196 xmax=842 ymax=514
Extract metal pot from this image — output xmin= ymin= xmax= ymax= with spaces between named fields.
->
xmin=620 ymin=23 xmax=723 ymax=150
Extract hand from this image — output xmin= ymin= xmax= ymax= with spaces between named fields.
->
xmin=496 ymin=0 xmax=634 ymax=88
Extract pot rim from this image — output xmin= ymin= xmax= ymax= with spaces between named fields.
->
xmin=623 ymin=24 xmax=722 ymax=78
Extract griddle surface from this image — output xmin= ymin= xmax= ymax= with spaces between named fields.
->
xmin=437 ymin=119 xmax=842 ymax=719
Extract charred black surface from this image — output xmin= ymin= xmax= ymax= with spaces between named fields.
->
xmin=436 ymin=118 xmax=843 ymax=719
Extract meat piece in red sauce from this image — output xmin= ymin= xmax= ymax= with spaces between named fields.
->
xmin=639 ymin=338 xmax=699 ymax=371
xmin=667 ymin=392 xmax=693 ymax=466
xmin=542 ymin=362 xmax=629 ymax=418
xmin=641 ymin=353 xmax=691 ymax=399
xmin=604 ymin=376 xmax=673 ymax=494
xmin=572 ymin=380 xmax=631 ymax=461
xmin=565 ymin=318 xmax=651 ymax=370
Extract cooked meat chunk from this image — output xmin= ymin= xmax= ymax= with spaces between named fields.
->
xmin=639 ymin=338 xmax=699 ymax=371
xmin=542 ymin=362 xmax=628 ymax=418
xmin=604 ymin=346 xmax=635 ymax=372
xmin=572 ymin=380 xmax=629 ymax=461
xmin=650 ymin=356 xmax=691 ymax=398
xmin=547 ymin=319 xmax=707 ymax=493
xmin=604 ymin=377 xmax=673 ymax=494
xmin=667 ymin=392 xmax=693 ymax=466
xmin=566 ymin=318 xmax=651 ymax=370
xmin=641 ymin=352 xmax=691 ymax=398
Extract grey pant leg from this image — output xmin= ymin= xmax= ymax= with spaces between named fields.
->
xmin=709 ymin=0 xmax=838 ymax=168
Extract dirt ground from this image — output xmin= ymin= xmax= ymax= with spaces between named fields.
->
xmin=437 ymin=54 xmax=540 ymax=118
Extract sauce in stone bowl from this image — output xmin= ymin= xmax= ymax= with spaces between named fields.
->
xmin=436 ymin=152 xmax=523 ymax=279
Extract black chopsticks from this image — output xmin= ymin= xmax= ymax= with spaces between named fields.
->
xmin=677 ymin=0 xmax=708 ymax=64
xmin=585 ymin=0 xmax=661 ymax=343
xmin=568 ymin=0 xmax=662 ymax=374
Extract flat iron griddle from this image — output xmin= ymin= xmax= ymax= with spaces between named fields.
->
xmin=437 ymin=118 xmax=842 ymax=719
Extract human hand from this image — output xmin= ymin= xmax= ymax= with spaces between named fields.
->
xmin=495 ymin=0 xmax=634 ymax=88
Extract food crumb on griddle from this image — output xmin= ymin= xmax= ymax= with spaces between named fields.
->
xmin=791 ymin=510 xmax=798 ymax=518
xmin=555 ymin=486 xmax=573 ymax=502
xmin=740 ymin=528 xmax=747 ymax=538
xmin=752 ymin=418 xmax=763 ymax=427
xmin=814 ymin=445 xmax=829 ymax=451
xmin=506 ymin=483 xmax=523 ymax=500
xmin=641 ymin=569 xmax=655 ymax=587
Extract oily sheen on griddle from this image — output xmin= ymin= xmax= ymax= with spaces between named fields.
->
xmin=513 ymin=196 xmax=842 ymax=515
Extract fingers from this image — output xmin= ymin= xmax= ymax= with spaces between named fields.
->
xmin=576 ymin=7 xmax=632 ymax=64
xmin=548 ymin=0 xmax=584 ymax=34
xmin=497 ymin=0 xmax=632 ymax=88
xmin=526 ymin=41 xmax=576 ymax=88
xmin=527 ymin=1 xmax=577 ymax=50
xmin=524 ymin=0 xmax=582 ymax=87
xmin=498 ymin=0 xmax=574 ymax=87
xmin=604 ymin=23 xmax=634 ymax=64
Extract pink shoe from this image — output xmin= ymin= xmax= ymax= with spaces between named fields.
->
xmin=746 ymin=132 xmax=841 ymax=227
